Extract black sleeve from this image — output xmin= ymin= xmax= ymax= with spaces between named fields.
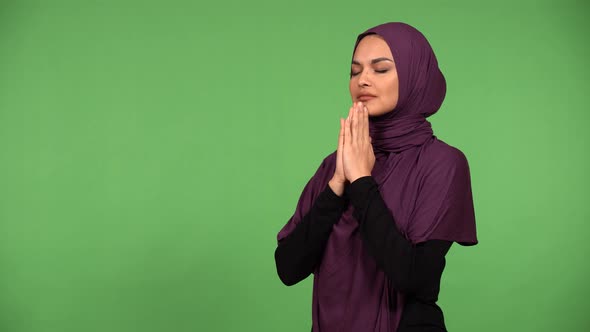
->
xmin=347 ymin=176 xmax=452 ymax=297
xmin=275 ymin=184 xmax=348 ymax=286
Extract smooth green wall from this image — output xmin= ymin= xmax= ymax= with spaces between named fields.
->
xmin=0 ymin=1 xmax=588 ymax=331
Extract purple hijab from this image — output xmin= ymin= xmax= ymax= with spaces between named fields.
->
xmin=277 ymin=22 xmax=478 ymax=332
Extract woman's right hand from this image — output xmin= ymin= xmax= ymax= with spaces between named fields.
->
xmin=329 ymin=106 xmax=353 ymax=197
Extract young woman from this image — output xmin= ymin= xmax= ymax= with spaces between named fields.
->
xmin=275 ymin=22 xmax=478 ymax=332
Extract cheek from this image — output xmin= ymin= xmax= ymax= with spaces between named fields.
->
xmin=380 ymin=93 xmax=397 ymax=110
xmin=384 ymin=75 xmax=398 ymax=90
xmin=383 ymin=78 xmax=399 ymax=104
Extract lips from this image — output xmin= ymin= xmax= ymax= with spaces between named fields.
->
xmin=358 ymin=95 xmax=376 ymax=101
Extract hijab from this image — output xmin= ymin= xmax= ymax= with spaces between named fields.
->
xmin=277 ymin=22 xmax=478 ymax=332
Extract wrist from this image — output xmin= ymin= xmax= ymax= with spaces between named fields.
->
xmin=349 ymin=173 xmax=372 ymax=183
xmin=328 ymin=178 xmax=345 ymax=197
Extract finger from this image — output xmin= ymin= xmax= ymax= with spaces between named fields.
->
xmin=338 ymin=118 xmax=345 ymax=148
xmin=363 ymin=105 xmax=370 ymax=144
xmin=344 ymin=111 xmax=352 ymax=146
xmin=357 ymin=103 xmax=365 ymax=145
xmin=353 ymin=102 xmax=361 ymax=144
xmin=349 ymin=104 xmax=354 ymax=143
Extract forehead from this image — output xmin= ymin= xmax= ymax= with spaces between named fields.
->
xmin=352 ymin=35 xmax=393 ymax=61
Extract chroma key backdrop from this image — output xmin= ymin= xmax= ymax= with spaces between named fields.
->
xmin=0 ymin=1 xmax=588 ymax=331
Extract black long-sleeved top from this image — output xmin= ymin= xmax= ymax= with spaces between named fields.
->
xmin=275 ymin=176 xmax=452 ymax=331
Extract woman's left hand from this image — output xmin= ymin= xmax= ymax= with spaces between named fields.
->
xmin=343 ymin=101 xmax=375 ymax=183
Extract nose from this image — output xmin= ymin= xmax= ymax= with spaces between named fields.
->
xmin=358 ymin=69 xmax=371 ymax=87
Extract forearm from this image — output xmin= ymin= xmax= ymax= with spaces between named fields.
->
xmin=275 ymin=184 xmax=348 ymax=286
xmin=348 ymin=176 xmax=451 ymax=294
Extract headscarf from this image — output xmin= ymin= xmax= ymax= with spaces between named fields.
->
xmin=277 ymin=22 xmax=478 ymax=332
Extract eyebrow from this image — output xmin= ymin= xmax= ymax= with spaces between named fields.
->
xmin=351 ymin=57 xmax=394 ymax=65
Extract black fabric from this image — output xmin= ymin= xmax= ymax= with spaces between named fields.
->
xmin=276 ymin=176 xmax=453 ymax=330
xmin=347 ymin=176 xmax=452 ymax=298
xmin=274 ymin=184 xmax=348 ymax=286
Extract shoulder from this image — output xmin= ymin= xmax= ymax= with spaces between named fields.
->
xmin=419 ymin=138 xmax=470 ymax=178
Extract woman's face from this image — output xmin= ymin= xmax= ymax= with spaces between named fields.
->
xmin=349 ymin=35 xmax=399 ymax=117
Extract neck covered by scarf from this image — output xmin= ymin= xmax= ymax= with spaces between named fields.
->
xmin=278 ymin=22 xmax=477 ymax=332
xmin=369 ymin=112 xmax=433 ymax=154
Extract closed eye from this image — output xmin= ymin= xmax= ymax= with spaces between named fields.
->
xmin=350 ymin=69 xmax=389 ymax=76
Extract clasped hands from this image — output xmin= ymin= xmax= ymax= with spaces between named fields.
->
xmin=329 ymin=102 xmax=375 ymax=196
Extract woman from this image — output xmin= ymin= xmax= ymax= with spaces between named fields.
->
xmin=274 ymin=22 xmax=478 ymax=332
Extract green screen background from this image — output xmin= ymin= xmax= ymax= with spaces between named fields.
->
xmin=1 ymin=0 xmax=588 ymax=331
